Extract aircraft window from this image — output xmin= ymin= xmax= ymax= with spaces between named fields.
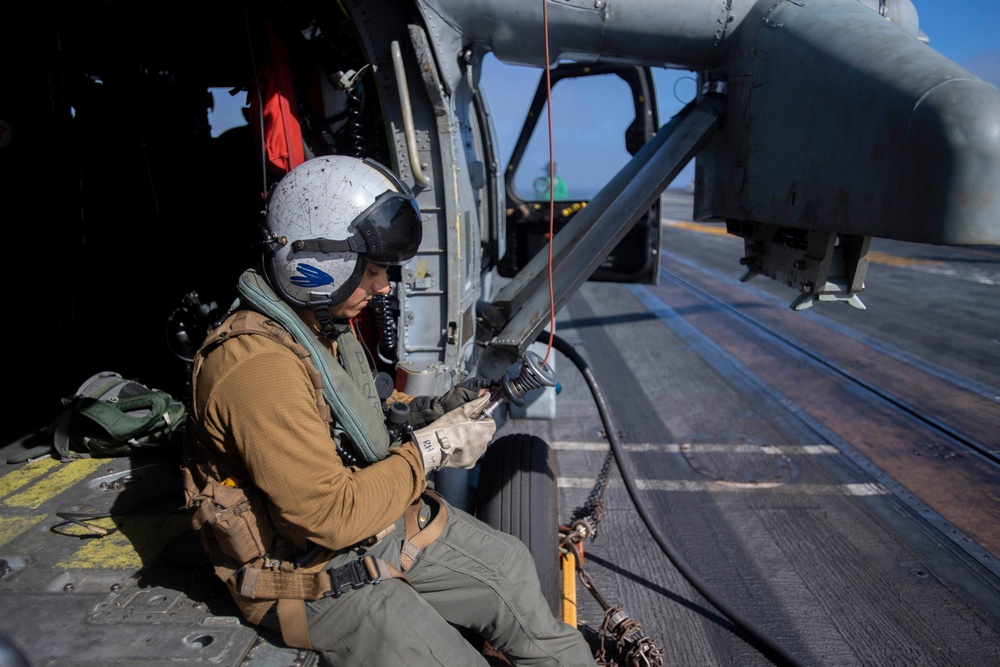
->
xmin=513 ymin=73 xmax=633 ymax=202
xmin=208 ymin=87 xmax=249 ymax=138
xmin=652 ymin=68 xmax=698 ymax=190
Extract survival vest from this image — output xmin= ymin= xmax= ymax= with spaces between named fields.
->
xmin=234 ymin=267 xmax=392 ymax=464
xmin=181 ymin=270 xmax=444 ymax=650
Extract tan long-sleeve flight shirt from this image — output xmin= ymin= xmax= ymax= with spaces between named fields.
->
xmin=194 ymin=330 xmax=427 ymax=553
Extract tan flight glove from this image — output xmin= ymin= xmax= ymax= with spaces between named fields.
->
xmin=409 ymin=394 xmax=496 ymax=473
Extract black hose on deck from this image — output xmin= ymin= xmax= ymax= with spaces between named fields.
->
xmin=540 ymin=331 xmax=803 ymax=667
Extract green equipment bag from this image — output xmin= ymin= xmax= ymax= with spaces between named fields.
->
xmin=46 ymin=371 xmax=186 ymax=460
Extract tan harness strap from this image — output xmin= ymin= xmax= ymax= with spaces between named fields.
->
xmin=214 ymin=491 xmax=447 ymax=649
xmin=270 ymin=556 xmax=408 ymax=651
xmin=235 ymin=554 xmax=398 ymax=600
xmin=217 ymin=553 xmax=409 ymax=652
xmin=277 ymin=599 xmax=312 ymax=650
xmin=399 ymin=490 xmax=449 ymax=572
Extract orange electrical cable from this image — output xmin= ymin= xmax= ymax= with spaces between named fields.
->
xmin=541 ymin=0 xmax=556 ymax=366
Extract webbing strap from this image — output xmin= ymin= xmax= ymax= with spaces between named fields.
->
xmin=225 ymin=491 xmax=448 ymax=650
xmin=236 ymin=268 xmax=390 ymax=463
xmin=277 ymin=598 xmax=312 ymax=650
xmin=400 ymin=490 xmax=449 ymax=572
xmin=236 ymin=555 xmax=402 ymax=600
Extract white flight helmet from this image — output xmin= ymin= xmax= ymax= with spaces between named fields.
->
xmin=262 ymin=155 xmax=422 ymax=309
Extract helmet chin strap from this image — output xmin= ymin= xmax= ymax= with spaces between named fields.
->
xmin=312 ymin=304 xmax=351 ymax=340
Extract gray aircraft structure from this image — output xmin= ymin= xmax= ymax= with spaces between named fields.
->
xmin=1 ymin=1 xmax=997 ymax=665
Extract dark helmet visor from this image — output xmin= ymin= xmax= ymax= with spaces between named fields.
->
xmin=354 ymin=191 xmax=422 ymax=265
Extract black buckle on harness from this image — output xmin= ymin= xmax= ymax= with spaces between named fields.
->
xmin=324 ymin=554 xmax=382 ymax=598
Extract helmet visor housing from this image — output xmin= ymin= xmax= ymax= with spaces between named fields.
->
xmin=263 ymin=155 xmax=422 ymax=308
xmin=354 ymin=191 xmax=422 ymax=266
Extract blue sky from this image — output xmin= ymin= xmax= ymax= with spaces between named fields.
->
xmin=209 ymin=1 xmax=999 ymax=196
xmin=915 ymin=0 xmax=1000 ymax=69
xmin=480 ymin=0 xmax=1000 ymax=197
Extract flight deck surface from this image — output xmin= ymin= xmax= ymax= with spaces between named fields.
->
xmin=505 ymin=191 xmax=1000 ymax=666
xmin=2 ymin=193 xmax=998 ymax=667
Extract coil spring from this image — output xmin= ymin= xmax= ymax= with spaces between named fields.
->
xmin=369 ymin=294 xmax=398 ymax=361
xmin=480 ymin=351 xmax=559 ymax=420
xmin=298 ymin=14 xmax=367 ymax=156
xmin=345 ymin=84 xmax=365 ymax=157
xmin=503 ymin=351 xmax=556 ymax=404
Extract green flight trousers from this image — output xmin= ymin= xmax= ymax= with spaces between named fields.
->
xmin=303 ymin=495 xmax=597 ymax=666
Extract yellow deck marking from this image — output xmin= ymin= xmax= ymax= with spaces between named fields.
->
xmin=0 ymin=456 xmax=61 ymax=499
xmin=57 ymin=514 xmax=190 ymax=571
xmin=866 ymin=251 xmax=943 ymax=267
xmin=60 ymin=524 xmax=143 ymax=571
xmin=665 ymin=221 xmax=944 ymax=267
xmin=665 ymin=220 xmax=731 ymax=236
xmin=0 ymin=515 xmax=46 ymax=546
xmin=3 ymin=458 xmax=106 ymax=509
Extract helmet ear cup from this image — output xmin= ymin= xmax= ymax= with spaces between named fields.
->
xmin=261 ymin=156 xmax=420 ymax=309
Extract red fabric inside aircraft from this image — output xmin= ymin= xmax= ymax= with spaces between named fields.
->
xmin=249 ymin=21 xmax=305 ymax=178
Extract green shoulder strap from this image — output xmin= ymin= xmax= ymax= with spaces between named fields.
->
xmin=235 ymin=268 xmax=390 ymax=463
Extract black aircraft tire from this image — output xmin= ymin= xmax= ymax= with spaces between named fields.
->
xmin=475 ymin=433 xmax=561 ymax=618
